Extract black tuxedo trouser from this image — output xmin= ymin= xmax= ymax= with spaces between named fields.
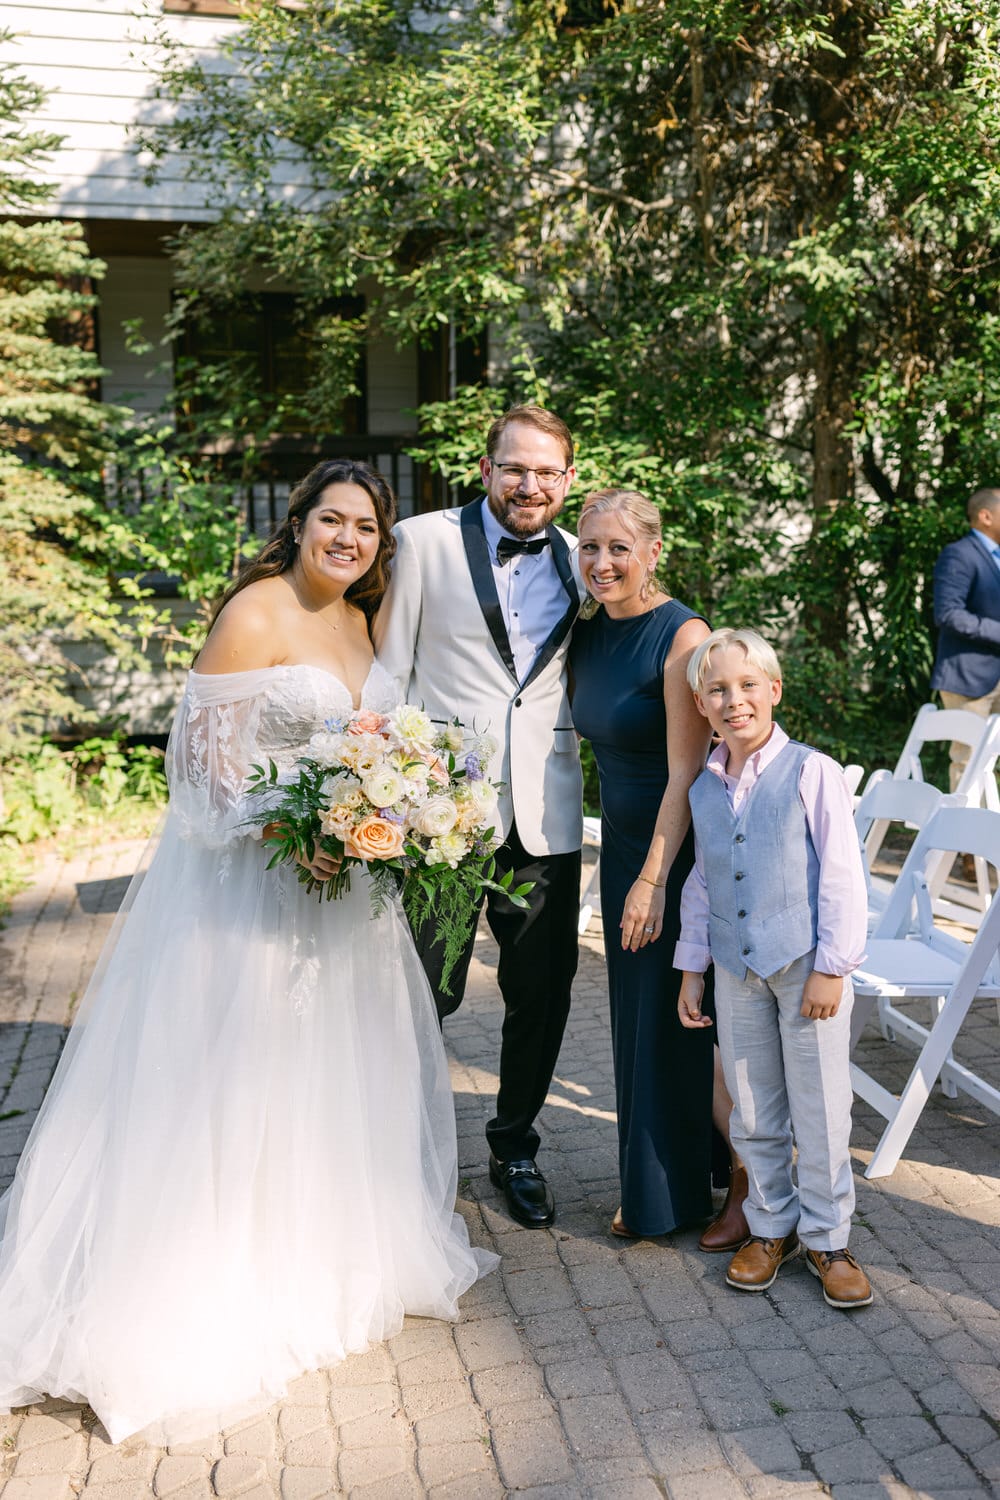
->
xmin=409 ymin=821 xmax=581 ymax=1163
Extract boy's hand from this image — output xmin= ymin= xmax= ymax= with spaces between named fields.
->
xmin=678 ymin=972 xmax=712 ymax=1029
xmin=801 ymin=970 xmax=844 ymax=1020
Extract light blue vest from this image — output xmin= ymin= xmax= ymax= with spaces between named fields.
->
xmin=688 ymin=740 xmax=819 ymax=980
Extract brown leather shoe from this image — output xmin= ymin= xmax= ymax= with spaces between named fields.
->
xmin=725 ymin=1231 xmax=799 ymax=1291
xmin=698 ymin=1165 xmax=750 ymax=1253
xmin=805 ymin=1248 xmax=873 ymax=1309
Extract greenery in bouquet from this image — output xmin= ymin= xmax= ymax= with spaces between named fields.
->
xmin=246 ymin=704 xmax=531 ymax=992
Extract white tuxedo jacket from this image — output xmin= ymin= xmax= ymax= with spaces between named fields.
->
xmin=373 ymin=501 xmax=585 ymax=856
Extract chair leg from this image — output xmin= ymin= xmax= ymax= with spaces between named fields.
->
xmin=863 ymin=978 xmax=982 ymax=1179
xmin=929 ymin=995 xmax=958 ymax=1098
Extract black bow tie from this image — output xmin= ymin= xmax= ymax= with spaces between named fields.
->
xmin=496 ymin=535 xmax=550 ymax=566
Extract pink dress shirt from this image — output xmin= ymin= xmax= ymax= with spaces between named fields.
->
xmin=673 ymin=724 xmax=868 ymax=977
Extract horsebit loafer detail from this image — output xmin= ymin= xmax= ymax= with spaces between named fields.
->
xmin=805 ymin=1247 xmax=874 ymax=1309
xmin=489 ymin=1154 xmax=555 ymax=1228
xmin=725 ymin=1231 xmax=800 ymax=1291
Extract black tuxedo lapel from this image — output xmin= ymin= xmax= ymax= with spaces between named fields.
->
xmin=519 ymin=526 xmax=581 ymax=692
xmin=460 ymin=501 xmax=518 ymax=682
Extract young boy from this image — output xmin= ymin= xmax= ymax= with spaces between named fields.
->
xmin=675 ymin=628 xmax=872 ymax=1309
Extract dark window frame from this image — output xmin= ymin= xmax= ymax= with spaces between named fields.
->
xmin=176 ymin=291 xmax=367 ymax=436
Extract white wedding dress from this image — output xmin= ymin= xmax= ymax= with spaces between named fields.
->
xmin=0 ymin=662 xmax=496 ymax=1446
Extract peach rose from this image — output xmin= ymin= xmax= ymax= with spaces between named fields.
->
xmin=343 ymin=816 xmax=406 ymax=862
xmin=348 ymin=710 xmax=388 ymax=736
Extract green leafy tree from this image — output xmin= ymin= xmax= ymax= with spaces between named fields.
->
xmin=140 ymin=0 xmax=1000 ymax=763
xmin=0 ymin=37 xmax=139 ymax=765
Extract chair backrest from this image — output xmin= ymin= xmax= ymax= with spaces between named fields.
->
xmin=874 ymin=806 xmax=1000 ymax=982
xmin=892 ymin=704 xmax=995 ymax=782
xmin=853 ymin=776 xmax=965 ymax=861
xmin=955 ymin=715 xmax=1000 ymax=812
xmin=842 ymin=763 xmax=865 ymax=797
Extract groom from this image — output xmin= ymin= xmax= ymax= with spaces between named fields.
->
xmin=374 ymin=404 xmax=584 ymax=1228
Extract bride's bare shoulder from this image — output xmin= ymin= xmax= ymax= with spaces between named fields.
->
xmin=196 ymin=577 xmax=293 ymax=675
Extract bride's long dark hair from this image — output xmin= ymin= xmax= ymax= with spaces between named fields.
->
xmin=210 ymin=459 xmax=398 ymax=627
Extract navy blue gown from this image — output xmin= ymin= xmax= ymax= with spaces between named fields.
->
xmin=571 ymin=600 xmax=715 ymax=1235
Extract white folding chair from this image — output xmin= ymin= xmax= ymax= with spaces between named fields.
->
xmin=853 ymin=774 xmax=967 ymax=930
xmin=578 ymin=815 xmax=603 ymax=934
xmin=862 ymin=706 xmax=1000 ymax=921
xmin=928 ymin=714 xmax=1000 ymax=918
xmin=850 ymin=805 xmax=1000 ymax=1178
xmin=892 ymin=704 xmax=1000 ymax=810
xmin=842 ymin=763 xmax=865 ymax=798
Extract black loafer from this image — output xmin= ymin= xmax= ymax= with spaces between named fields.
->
xmin=488 ymin=1154 xmax=555 ymax=1228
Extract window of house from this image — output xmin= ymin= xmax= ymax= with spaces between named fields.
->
xmin=178 ymin=293 xmax=366 ymax=434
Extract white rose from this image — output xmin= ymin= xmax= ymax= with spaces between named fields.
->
xmin=466 ymin=780 xmax=499 ymax=820
xmin=361 ymin=767 xmax=406 ymax=808
xmin=412 ymin=795 xmax=459 ymax=838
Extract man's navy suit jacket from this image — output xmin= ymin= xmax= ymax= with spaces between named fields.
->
xmin=931 ymin=530 xmax=1000 ymax=698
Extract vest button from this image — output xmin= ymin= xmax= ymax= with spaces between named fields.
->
xmin=514 ymin=697 xmax=522 ymax=707
xmin=742 ymin=946 xmax=751 ymax=955
xmin=734 ymin=872 xmax=744 ymax=880
xmin=738 ymin=910 xmax=746 ymax=918
xmin=734 ymin=834 xmax=746 ymax=843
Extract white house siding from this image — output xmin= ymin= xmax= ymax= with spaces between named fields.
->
xmin=0 ymin=0 xmax=236 ymax=220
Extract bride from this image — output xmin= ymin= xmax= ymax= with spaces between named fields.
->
xmin=0 ymin=459 xmax=497 ymax=1446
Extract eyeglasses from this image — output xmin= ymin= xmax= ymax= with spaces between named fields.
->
xmin=490 ymin=463 xmax=570 ymax=489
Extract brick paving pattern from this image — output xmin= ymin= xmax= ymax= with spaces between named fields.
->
xmin=1 ymin=839 xmax=999 ymax=1498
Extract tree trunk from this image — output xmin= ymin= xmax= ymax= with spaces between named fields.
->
xmin=807 ymin=328 xmax=856 ymax=650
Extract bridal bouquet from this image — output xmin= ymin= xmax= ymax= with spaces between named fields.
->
xmin=246 ymin=704 xmax=531 ymax=991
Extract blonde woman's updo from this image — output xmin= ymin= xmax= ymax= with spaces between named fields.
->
xmin=578 ymin=488 xmax=662 ymax=550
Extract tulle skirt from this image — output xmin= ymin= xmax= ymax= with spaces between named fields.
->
xmin=0 ymin=823 xmax=495 ymax=1445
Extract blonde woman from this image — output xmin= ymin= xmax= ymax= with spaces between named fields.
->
xmin=570 ymin=490 xmax=746 ymax=1246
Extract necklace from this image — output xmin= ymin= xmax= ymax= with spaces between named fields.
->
xmin=290 ymin=567 xmax=348 ymax=633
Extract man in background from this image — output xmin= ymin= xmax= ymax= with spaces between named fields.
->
xmin=931 ymin=487 xmax=1000 ymax=789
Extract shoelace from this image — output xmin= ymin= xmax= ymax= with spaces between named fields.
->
xmin=812 ymin=1248 xmax=859 ymax=1267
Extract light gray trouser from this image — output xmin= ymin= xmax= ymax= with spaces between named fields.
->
xmin=715 ymin=949 xmax=855 ymax=1251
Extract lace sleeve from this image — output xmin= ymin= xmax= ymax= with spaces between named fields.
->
xmin=165 ymin=672 xmax=270 ymax=848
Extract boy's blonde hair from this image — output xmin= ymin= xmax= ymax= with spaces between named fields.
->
xmin=686 ymin=628 xmax=782 ymax=693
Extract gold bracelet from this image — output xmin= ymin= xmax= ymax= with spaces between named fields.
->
xmin=637 ymin=874 xmax=665 ymax=888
